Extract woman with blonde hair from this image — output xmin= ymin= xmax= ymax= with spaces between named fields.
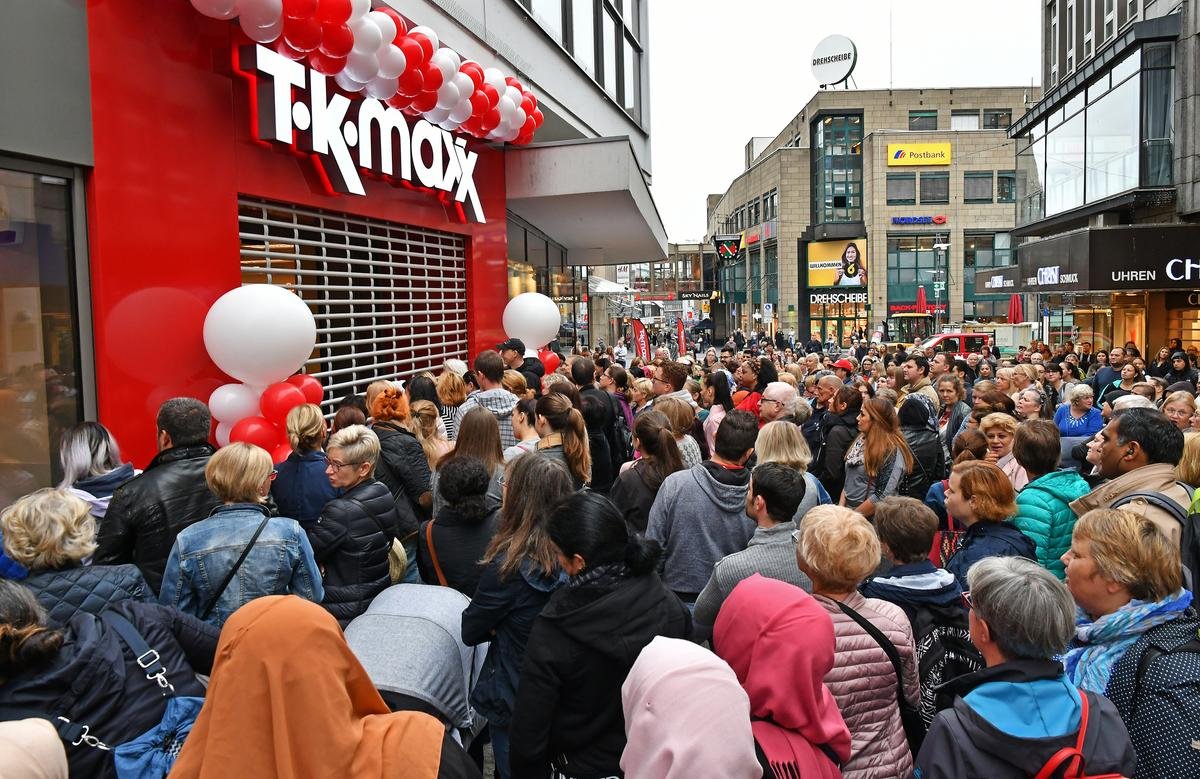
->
xmin=629 ymin=376 xmax=655 ymax=417
xmin=794 ymin=505 xmax=919 ymax=779
xmin=980 ymin=411 xmax=1028 ymax=490
xmin=840 ymin=397 xmax=914 ymax=518
xmin=408 ymin=399 xmax=453 ymax=469
xmin=1163 ymin=390 xmax=1196 ymax=432
xmin=1 ymin=488 xmax=151 ymax=625
xmin=160 ymin=442 xmax=323 ymax=627
xmin=535 ymin=392 xmax=591 ymax=489
xmin=755 ymin=421 xmax=832 ymax=519
xmin=942 ymin=460 xmax=1035 ymax=589
xmin=436 ymin=370 xmax=469 ymax=439
xmin=370 ymin=386 xmax=433 ymax=522
xmin=1176 ymin=431 xmax=1200 ymax=486
xmin=653 ymin=397 xmax=703 ymax=469
xmin=272 ymin=403 xmax=336 ymax=523
xmin=502 ymin=369 xmax=534 ymax=401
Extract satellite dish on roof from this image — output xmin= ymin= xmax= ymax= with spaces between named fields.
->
xmin=812 ymin=35 xmax=857 ymax=87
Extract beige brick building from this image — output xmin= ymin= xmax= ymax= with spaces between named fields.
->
xmin=706 ymin=86 xmax=1040 ymax=345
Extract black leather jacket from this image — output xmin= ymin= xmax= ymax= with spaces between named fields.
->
xmin=94 ymin=444 xmax=220 ymax=594
xmin=305 ymin=479 xmax=406 ymax=625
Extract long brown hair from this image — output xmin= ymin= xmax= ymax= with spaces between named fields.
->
xmin=480 ymin=454 xmax=574 ymax=580
xmin=855 ymin=397 xmax=914 ymax=477
xmin=632 ymin=411 xmax=684 ymax=489
xmin=439 ymin=407 xmax=504 ymax=473
xmin=536 ymin=392 xmax=591 ymax=485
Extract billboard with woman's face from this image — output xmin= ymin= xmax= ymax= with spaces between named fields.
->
xmin=809 ymin=239 xmax=867 ymax=287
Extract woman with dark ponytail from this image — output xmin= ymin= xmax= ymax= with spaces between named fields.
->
xmin=534 ymin=392 xmax=592 ymax=489
xmin=509 ymin=492 xmax=691 ymax=779
xmin=0 ymin=580 xmax=216 ymax=778
xmin=608 ymin=411 xmax=685 ymax=532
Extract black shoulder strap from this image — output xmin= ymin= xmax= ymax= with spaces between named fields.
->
xmin=199 ymin=515 xmax=271 ymax=621
xmin=100 ymin=611 xmax=175 ymax=695
xmin=1111 ymin=491 xmax=1189 ymax=526
xmin=0 ymin=706 xmax=109 ymax=750
xmin=835 ymin=599 xmax=907 ymax=705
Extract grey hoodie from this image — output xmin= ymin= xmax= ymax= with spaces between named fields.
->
xmin=459 ymin=388 xmax=519 ymax=448
xmin=645 ymin=463 xmax=755 ymax=595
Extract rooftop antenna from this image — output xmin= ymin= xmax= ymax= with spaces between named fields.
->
xmin=889 ymin=1 xmax=894 ymax=89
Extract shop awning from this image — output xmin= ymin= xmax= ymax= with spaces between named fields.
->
xmin=587 ymin=276 xmax=632 ymax=294
xmin=505 ymin=137 xmax=669 ymax=266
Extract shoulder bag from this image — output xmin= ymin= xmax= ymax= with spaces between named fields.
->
xmin=199 ymin=514 xmax=271 ymax=621
xmin=423 ymin=520 xmax=450 ymax=587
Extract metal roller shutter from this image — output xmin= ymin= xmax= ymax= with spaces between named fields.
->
xmin=238 ymin=197 xmax=468 ymax=410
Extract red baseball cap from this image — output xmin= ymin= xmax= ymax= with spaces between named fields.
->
xmin=833 ymin=359 xmax=855 ymax=371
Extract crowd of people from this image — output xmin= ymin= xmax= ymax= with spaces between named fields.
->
xmin=1 ymin=332 xmax=1200 ymax=778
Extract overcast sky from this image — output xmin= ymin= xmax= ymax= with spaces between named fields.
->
xmin=646 ymin=1 xmax=1042 ymax=242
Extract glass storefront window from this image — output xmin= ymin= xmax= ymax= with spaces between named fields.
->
xmin=1046 ymin=111 xmax=1085 ymax=215
xmin=1086 ymin=75 xmax=1139 ymax=202
xmin=0 ymin=167 xmax=83 ymax=500
xmin=571 ymin=0 xmax=595 ymax=76
xmin=810 ymin=114 xmax=864 ymax=224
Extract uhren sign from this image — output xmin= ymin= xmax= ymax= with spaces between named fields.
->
xmin=240 ymin=44 xmax=486 ymax=223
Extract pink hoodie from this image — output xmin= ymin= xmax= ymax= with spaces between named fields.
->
xmin=715 ymin=574 xmax=851 ymax=779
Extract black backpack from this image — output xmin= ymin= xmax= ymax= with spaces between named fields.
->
xmin=1111 ymin=482 xmax=1198 ymax=589
xmin=908 ymin=604 xmax=985 ymax=725
xmin=608 ymin=393 xmax=634 ymax=465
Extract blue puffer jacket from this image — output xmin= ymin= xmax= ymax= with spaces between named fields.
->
xmin=945 ymin=520 xmax=1037 ymax=590
xmin=271 ymin=449 xmax=338 ymax=523
xmin=1013 ymin=471 xmax=1092 ymax=579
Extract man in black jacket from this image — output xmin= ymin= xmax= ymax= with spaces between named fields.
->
xmin=499 ymin=337 xmax=545 ymax=397
xmin=94 ymin=397 xmax=220 ymax=594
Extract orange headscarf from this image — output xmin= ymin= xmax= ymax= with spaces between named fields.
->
xmin=170 ymin=596 xmax=444 ymax=779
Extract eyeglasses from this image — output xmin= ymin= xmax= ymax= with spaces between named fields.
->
xmin=760 ymin=397 xmax=784 ymax=407
xmin=960 ymin=590 xmax=974 ymax=611
xmin=323 ymin=457 xmax=362 ymax=470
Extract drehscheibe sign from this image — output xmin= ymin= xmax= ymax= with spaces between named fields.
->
xmin=241 ymin=44 xmax=486 ymax=223
xmin=811 ymin=35 xmax=857 ymax=87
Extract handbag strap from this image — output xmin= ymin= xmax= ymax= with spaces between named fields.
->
xmin=199 ymin=515 xmax=271 ymax=621
xmin=100 ymin=611 xmax=175 ymax=695
xmin=835 ymin=599 xmax=907 ymax=708
xmin=424 ymin=520 xmax=449 ymax=587
xmin=1032 ymin=692 xmax=1091 ymax=779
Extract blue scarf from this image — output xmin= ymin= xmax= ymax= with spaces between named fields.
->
xmin=1062 ymin=588 xmax=1193 ymax=693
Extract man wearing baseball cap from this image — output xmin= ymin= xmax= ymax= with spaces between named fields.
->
xmin=831 ymin=358 xmax=855 ymax=382
xmin=498 ymin=337 xmax=545 ymax=396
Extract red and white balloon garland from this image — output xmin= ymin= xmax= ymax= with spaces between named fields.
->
xmin=189 ymin=0 xmax=545 ymax=144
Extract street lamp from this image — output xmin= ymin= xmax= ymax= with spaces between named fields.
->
xmin=932 ymin=242 xmax=950 ymax=335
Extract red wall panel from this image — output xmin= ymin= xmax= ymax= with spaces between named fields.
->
xmin=86 ymin=0 xmax=508 ymax=466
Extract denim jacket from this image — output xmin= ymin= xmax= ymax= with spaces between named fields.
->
xmin=159 ymin=503 xmax=324 ymax=627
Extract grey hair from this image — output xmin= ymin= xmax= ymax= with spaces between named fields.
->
xmin=1068 ymin=384 xmax=1094 ymax=403
xmin=1112 ymin=394 xmax=1154 ymax=411
xmin=58 ymin=422 xmax=123 ymax=489
xmin=968 ymin=556 xmax=1075 ymax=660
xmin=764 ymin=381 xmax=798 ymax=414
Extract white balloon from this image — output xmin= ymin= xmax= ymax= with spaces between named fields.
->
xmin=208 ymin=383 xmax=262 ymax=424
xmin=436 ymin=81 xmax=461 ymax=110
xmin=190 ymin=0 xmax=239 ymax=20
xmin=239 ymin=13 xmax=282 ymax=43
xmin=452 ymin=72 xmax=474 ymax=97
xmin=409 ymin=25 xmax=440 ymax=51
xmin=482 ymin=67 xmax=505 ymax=91
xmin=503 ymin=293 xmax=561 ymax=348
xmin=204 ymin=285 xmax=317 ymax=386
xmin=366 ymin=76 xmax=399 ymax=99
xmin=432 ymin=47 xmax=461 ymax=72
xmin=504 ymin=85 xmax=522 ymax=104
xmin=344 ymin=49 xmax=380 ymax=83
xmin=425 ymin=106 xmax=452 ymax=124
xmin=349 ymin=16 xmax=383 ymax=54
xmin=347 ymin=0 xmax=371 ymax=22
xmin=510 ymin=107 xmax=527 ymax=131
xmin=439 ymin=119 xmax=462 ymax=132
xmin=334 ymin=70 xmax=366 ymax=92
xmin=448 ymin=100 xmax=473 ymax=124
xmin=240 ymin=0 xmax=282 ymax=28
xmin=376 ymin=44 xmax=406 ymax=79
xmin=366 ymin=11 xmax=397 ymax=47
xmin=215 ymin=422 xmax=234 ymax=448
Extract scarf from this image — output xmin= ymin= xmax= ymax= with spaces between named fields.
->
xmin=845 ymin=436 xmax=865 ymax=467
xmin=1061 ymin=588 xmax=1193 ymax=693
xmin=568 ymin=561 xmax=630 ymax=590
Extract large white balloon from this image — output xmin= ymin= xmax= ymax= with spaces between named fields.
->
xmin=190 ymin=0 xmax=239 ymax=20
xmin=482 ymin=67 xmax=506 ymax=91
xmin=344 ymin=48 xmax=380 ymax=83
xmin=240 ymin=0 xmax=283 ymax=28
xmin=204 ymin=285 xmax=317 ymax=386
xmin=334 ymin=70 xmax=366 ymax=92
xmin=208 ymin=383 xmax=262 ymax=424
xmin=408 ymin=25 xmax=440 ymax=50
xmin=366 ymin=11 xmax=397 ymax=47
xmin=366 ymin=76 xmax=399 ymax=99
xmin=377 ymin=44 xmax=407 ymax=79
xmin=349 ymin=16 xmax=383 ymax=54
xmin=503 ymin=293 xmax=561 ymax=348
xmin=347 ymin=0 xmax=371 ymax=22
xmin=240 ymin=13 xmax=283 ymax=43
xmin=435 ymin=81 xmax=461 ymax=110
xmin=215 ymin=422 xmax=234 ymax=448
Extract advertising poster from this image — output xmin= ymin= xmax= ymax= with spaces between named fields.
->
xmin=809 ymin=238 xmax=867 ymax=288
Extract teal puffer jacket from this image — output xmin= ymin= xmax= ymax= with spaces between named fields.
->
xmin=1013 ymin=470 xmax=1092 ymax=579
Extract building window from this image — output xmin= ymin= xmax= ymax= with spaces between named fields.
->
xmin=964 ymin=171 xmax=994 ymax=203
xmin=1086 ymin=72 xmax=1139 ymax=202
xmin=1050 ymin=0 xmax=1060 ymax=85
xmin=920 ymin=172 xmax=949 ymax=204
xmin=528 ymin=0 xmax=564 ymax=43
xmin=951 ymin=110 xmax=980 ymax=130
xmin=886 ymin=232 xmax=950 ymax=338
xmin=963 ymin=233 xmax=1013 ymax=322
xmin=762 ymin=189 xmax=778 ymax=220
xmin=748 ymin=198 xmax=760 ymax=226
xmin=1084 ymin=0 xmax=1094 ymax=58
xmin=909 ymin=110 xmax=938 ymax=131
xmin=983 ymin=109 xmax=1012 ymax=129
xmin=1143 ymin=43 xmax=1174 ymax=187
xmin=765 ymin=243 xmax=778 ymax=303
xmin=886 ymin=173 xmax=916 ymax=205
xmin=622 ymin=32 xmax=639 ymax=117
xmin=1103 ymin=0 xmax=1115 ymax=40
xmin=570 ymin=0 xmax=595 ymax=76
xmin=1067 ymin=0 xmax=1076 ymax=71
xmin=1127 ymin=0 xmax=1139 ymax=23
xmin=810 ymin=114 xmax=864 ymax=224
xmin=997 ymin=170 xmax=1017 ymax=202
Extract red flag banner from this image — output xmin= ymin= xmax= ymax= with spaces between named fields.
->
xmin=677 ymin=318 xmax=686 ymax=356
xmin=631 ymin=319 xmax=651 ymax=362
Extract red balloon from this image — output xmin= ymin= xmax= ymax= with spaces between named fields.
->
xmin=397 ymin=36 xmax=426 ymax=70
xmin=283 ymin=15 xmax=323 ymax=52
xmin=229 ymin=416 xmax=279 ymax=453
xmin=309 ymin=51 xmax=347 ymax=74
xmin=481 ymin=83 xmax=500 ymax=108
xmin=522 ymin=90 xmax=538 ymax=111
xmin=468 ymin=89 xmax=489 ymax=116
xmin=520 ymin=96 xmax=534 ymax=115
xmin=505 ymin=76 xmax=521 ymax=89
xmin=412 ymin=90 xmax=439 ymax=113
xmin=275 ymin=38 xmax=307 ymax=61
xmin=521 ymin=116 xmax=537 ymax=136
xmin=420 ymin=62 xmax=443 ymax=91
xmin=396 ymin=66 xmax=424 ymax=97
xmin=481 ymin=108 xmax=502 ymax=133
xmin=271 ymin=442 xmax=294 ymax=465
xmin=532 ymin=107 xmax=544 ymax=127
xmin=460 ymin=62 xmax=484 ymax=89
xmin=385 ymin=92 xmax=411 ymax=110
xmin=314 ymin=0 xmax=352 ymax=25
xmin=283 ymin=0 xmax=318 ymax=19
xmin=260 ymin=382 xmax=307 ymax=427
xmin=375 ymin=7 xmax=407 ymax=39
xmin=515 ymin=131 xmax=534 ymax=145
xmin=538 ymin=349 xmax=561 ymax=374
xmin=319 ymin=22 xmax=354 ymax=57
xmin=410 ymin=32 xmax=434 ymax=61
xmin=286 ymin=373 xmax=325 ymax=405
